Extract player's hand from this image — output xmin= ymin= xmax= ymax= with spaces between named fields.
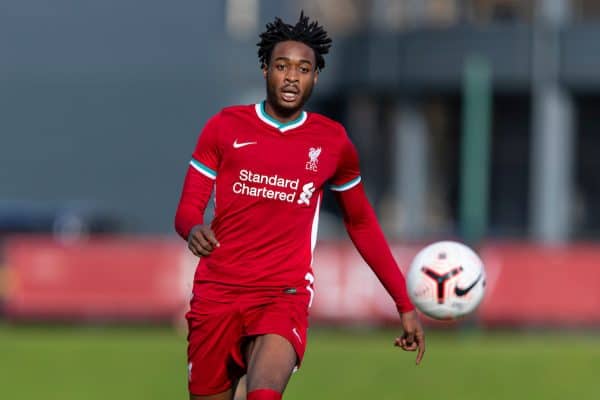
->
xmin=395 ymin=310 xmax=426 ymax=365
xmin=188 ymin=224 xmax=220 ymax=257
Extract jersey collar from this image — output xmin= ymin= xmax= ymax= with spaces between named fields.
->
xmin=255 ymin=101 xmax=307 ymax=133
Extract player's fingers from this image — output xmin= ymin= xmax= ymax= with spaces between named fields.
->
xmin=204 ymin=229 xmax=220 ymax=248
xmin=416 ymin=345 xmax=425 ymax=365
xmin=188 ymin=242 xmax=201 ymax=257
xmin=191 ymin=233 xmax=215 ymax=253
xmin=416 ymin=336 xmax=426 ymax=365
xmin=394 ymin=337 xmax=417 ymax=352
xmin=402 ymin=341 xmax=418 ymax=351
xmin=197 ymin=246 xmax=212 ymax=257
xmin=190 ymin=240 xmax=210 ymax=257
xmin=190 ymin=235 xmax=213 ymax=256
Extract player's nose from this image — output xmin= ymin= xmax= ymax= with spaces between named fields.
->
xmin=285 ymin=69 xmax=299 ymax=82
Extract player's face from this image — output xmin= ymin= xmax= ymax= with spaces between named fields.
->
xmin=263 ymin=40 xmax=318 ymax=119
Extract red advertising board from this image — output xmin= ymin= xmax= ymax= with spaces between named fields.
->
xmin=3 ymin=237 xmax=600 ymax=327
xmin=3 ymin=237 xmax=194 ymax=321
xmin=309 ymin=242 xmax=418 ymax=324
xmin=477 ymin=243 xmax=600 ymax=326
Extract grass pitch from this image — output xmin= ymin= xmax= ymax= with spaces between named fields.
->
xmin=0 ymin=324 xmax=599 ymax=400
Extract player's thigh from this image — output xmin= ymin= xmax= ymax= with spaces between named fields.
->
xmin=243 ymin=294 xmax=309 ymax=367
xmin=187 ymin=299 xmax=245 ymax=396
xmin=245 ymin=333 xmax=297 ymax=393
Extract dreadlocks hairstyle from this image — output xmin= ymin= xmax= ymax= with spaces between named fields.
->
xmin=257 ymin=11 xmax=332 ymax=72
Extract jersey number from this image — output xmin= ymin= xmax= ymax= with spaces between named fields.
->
xmin=305 ymin=272 xmax=315 ymax=308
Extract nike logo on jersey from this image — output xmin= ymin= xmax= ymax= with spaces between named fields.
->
xmin=454 ymin=274 xmax=483 ymax=297
xmin=233 ymin=139 xmax=257 ymax=149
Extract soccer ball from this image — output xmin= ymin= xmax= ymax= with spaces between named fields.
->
xmin=406 ymin=241 xmax=486 ymax=320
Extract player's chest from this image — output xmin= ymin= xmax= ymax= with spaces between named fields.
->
xmin=220 ymin=132 xmax=338 ymax=183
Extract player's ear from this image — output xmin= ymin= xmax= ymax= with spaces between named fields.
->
xmin=313 ymin=69 xmax=319 ymax=85
xmin=262 ymin=64 xmax=268 ymax=79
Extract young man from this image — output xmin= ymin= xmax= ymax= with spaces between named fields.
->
xmin=175 ymin=12 xmax=425 ymax=400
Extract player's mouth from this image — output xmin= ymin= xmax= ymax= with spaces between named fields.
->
xmin=280 ymin=86 xmax=300 ymax=102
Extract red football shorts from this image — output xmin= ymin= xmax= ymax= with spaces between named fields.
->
xmin=185 ymin=289 xmax=310 ymax=396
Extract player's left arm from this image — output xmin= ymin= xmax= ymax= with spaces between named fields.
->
xmin=333 ymin=183 xmax=426 ymax=365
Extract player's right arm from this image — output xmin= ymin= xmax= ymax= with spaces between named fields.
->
xmin=174 ymin=113 xmax=223 ymax=257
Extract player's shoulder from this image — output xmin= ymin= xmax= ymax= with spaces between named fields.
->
xmin=200 ymin=104 xmax=256 ymax=134
xmin=202 ymin=104 xmax=254 ymax=123
xmin=218 ymin=104 xmax=256 ymax=119
xmin=307 ymin=111 xmax=348 ymax=138
xmin=219 ymin=104 xmax=254 ymax=114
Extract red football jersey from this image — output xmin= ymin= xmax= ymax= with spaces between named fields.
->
xmin=187 ymin=103 xmax=361 ymax=300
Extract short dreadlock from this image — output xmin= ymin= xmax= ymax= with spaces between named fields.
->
xmin=257 ymin=11 xmax=332 ymax=72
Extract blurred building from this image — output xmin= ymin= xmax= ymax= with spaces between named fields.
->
xmin=2 ymin=0 xmax=600 ymax=243
xmin=288 ymin=0 xmax=600 ymax=244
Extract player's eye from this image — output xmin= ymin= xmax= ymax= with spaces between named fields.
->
xmin=299 ymin=66 xmax=310 ymax=73
xmin=275 ymin=64 xmax=286 ymax=71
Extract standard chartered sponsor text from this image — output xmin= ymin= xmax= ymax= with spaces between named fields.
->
xmin=234 ymin=169 xmax=300 ymax=202
xmin=239 ymin=169 xmax=299 ymax=189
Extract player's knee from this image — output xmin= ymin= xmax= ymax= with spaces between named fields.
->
xmin=247 ymin=388 xmax=282 ymax=400
xmin=247 ymin=368 xmax=291 ymax=393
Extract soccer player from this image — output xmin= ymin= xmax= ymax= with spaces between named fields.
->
xmin=175 ymin=12 xmax=425 ymax=400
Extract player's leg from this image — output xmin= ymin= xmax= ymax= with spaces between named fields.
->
xmin=245 ymin=334 xmax=297 ymax=399
xmin=233 ymin=375 xmax=247 ymax=400
xmin=187 ymin=297 xmax=244 ymax=399
xmin=190 ymin=389 xmax=233 ymax=400
xmin=241 ymin=291 xmax=311 ymax=399
xmin=189 ymin=376 xmax=245 ymax=400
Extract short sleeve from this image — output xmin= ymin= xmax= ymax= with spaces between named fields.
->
xmin=189 ymin=113 xmax=223 ymax=180
xmin=329 ymin=134 xmax=362 ymax=192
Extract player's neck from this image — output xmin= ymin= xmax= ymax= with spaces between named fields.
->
xmin=263 ymin=100 xmax=303 ymax=124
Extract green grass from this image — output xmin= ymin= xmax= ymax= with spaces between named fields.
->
xmin=1 ymin=324 xmax=599 ymax=400
xmin=290 ymin=329 xmax=600 ymax=400
xmin=0 ymin=325 xmax=188 ymax=400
